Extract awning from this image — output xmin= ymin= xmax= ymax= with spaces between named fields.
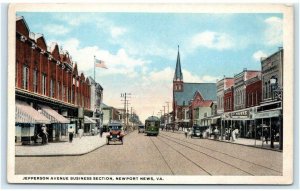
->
xmin=84 ymin=116 xmax=97 ymax=124
xmin=15 ymin=100 xmax=51 ymax=124
xmin=39 ymin=105 xmax=70 ymax=124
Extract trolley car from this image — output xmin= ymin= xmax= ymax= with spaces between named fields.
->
xmin=145 ymin=116 xmax=160 ymax=136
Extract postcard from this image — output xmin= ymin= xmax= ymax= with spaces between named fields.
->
xmin=7 ymin=3 xmax=294 ymax=184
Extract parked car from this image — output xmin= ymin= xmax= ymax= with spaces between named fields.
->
xmin=106 ymin=122 xmax=124 ymax=145
xmin=138 ymin=125 xmax=145 ymax=133
xmin=191 ymin=125 xmax=203 ymax=138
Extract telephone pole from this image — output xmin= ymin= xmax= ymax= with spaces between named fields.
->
xmin=121 ymin=93 xmax=131 ymax=130
xmin=166 ymin=101 xmax=170 ymax=124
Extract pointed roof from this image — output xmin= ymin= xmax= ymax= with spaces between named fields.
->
xmin=174 ymin=83 xmax=217 ymax=106
xmin=173 ymin=45 xmax=183 ymax=81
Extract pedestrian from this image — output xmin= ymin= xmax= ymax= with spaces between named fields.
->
xmin=184 ymin=128 xmax=188 ymax=138
xmin=100 ymin=126 xmax=103 ymax=138
xmin=41 ymin=124 xmax=48 ymax=145
xmin=214 ymin=127 xmax=219 ymax=140
xmin=78 ymin=128 xmax=83 ymax=139
xmin=68 ymin=126 xmax=75 ymax=143
xmin=263 ymin=127 xmax=269 ymax=144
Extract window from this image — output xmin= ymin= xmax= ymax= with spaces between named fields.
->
xmin=57 ymin=82 xmax=60 ymax=99
xmin=15 ymin=61 xmax=18 ymax=86
xmin=41 ymin=74 xmax=47 ymax=95
xmin=62 ymin=85 xmax=65 ymax=100
xmin=22 ymin=65 xmax=29 ymax=90
xmin=33 ymin=69 xmax=38 ymax=93
xmin=50 ymin=79 xmax=54 ymax=98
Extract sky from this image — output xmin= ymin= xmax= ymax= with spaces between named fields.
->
xmin=18 ymin=12 xmax=283 ymax=122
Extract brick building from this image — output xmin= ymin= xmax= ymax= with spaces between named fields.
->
xmin=172 ymin=47 xmax=216 ymax=129
xmin=245 ymin=75 xmax=262 ymax=108
xmin=224 ymin=86 xmax=234 ymax=112
xmin=15 ymin=16 xmax=92 ymax=144
xmin=216 ymin=78 xmax=234 ymax=114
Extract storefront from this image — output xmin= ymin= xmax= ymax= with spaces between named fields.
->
xmin=38 ymin=104 xmax=70 ymax=142
xmin=15 ymin=100 xmax=51 ymax=144
xmin=221 ymin=108 xmax=255 ymax=139
xmin=253 ymin=108 xmax=282 ymax=149
xmin=84 ymin=115 xmax=97 ymax=135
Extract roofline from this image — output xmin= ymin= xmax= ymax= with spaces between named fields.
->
xmin=261 ymin=48 xmax=283 ymax=62
xmin=16 ymin=15 xmax=30 ymax=35
xmin=184 ymin=82 xmax=216 ymax=84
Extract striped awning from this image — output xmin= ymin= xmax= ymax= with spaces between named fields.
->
xmin=15 ymin=100 xmax=51 ymax=124
xmin=84 ymin=116 xmax=96 ymax=124
xmin=39 ymin=105 xmax=70 ymax=124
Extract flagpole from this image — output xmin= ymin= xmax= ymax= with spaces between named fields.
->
xmin=94 ymin=55 xmax=96 ymax=118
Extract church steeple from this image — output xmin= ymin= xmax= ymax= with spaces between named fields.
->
xmin=173 ymin=45 xmax=184 ymax=92
xmin=173 ymin=45 xmax=183 ymax=81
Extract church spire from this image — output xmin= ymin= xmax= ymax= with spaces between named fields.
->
xmin=173 ymin=45 xmax=183 ymax=81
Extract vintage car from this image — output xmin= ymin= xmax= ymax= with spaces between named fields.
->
xmin=138 ymin=125 xmax=145 ymax=133
xmin=191 ymin=125 xmax=203 ymax=138
xmin=106 ymin=122 xmax=124 ymax=145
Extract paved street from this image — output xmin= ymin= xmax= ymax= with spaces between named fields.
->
xmin=15 ymin=130 xmax=282 ymax=176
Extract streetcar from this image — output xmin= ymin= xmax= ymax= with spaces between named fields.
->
xmin=145 ymin=116 xmax=160 ymax=136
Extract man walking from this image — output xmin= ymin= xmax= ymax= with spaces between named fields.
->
xmin=68 ymin=126 xmax=75 ymax=143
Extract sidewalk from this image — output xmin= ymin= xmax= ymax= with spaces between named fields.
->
xmin=162 ymin=130 xmax=281 ymax=151
xmin=208 ymin=136 xmax=281 ymax=151
xmin=16 ymin=132 xmax=111 ymax=157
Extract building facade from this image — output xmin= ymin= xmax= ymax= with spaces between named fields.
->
xmin=233 ymin=69 xmax=261 ymax=110
xmin=216 ymin=78 xmax=234 ymax=114
xmin=172 ymin=47 xmax=217 ymax=129
xmin=15 ymin=16 xmax=92 ymax=144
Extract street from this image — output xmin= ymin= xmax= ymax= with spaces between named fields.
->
xmin=15 ymin=130 xmax=282 ymax=176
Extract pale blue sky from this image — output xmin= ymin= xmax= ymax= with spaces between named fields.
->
xmin=18 ymin=12 xmax=283 ymax=121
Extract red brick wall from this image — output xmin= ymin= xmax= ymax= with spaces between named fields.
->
xmin=16 ymin=17 xmax=91 ymax=110
xmin=224 ymin=88 xmax=234 ymax=112
xmin=246 ymin=80 xmax=262 ymax=107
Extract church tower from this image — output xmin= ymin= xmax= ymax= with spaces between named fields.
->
xmin=173 ymin=45 xmax=183 ymax=92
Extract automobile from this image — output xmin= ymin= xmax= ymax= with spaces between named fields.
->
xmin=106 ymin=122 xmax=124 ymax=145
xmin=191 ymin=125 xmax=203 ymax=138
xmin=138 ymin=125 xmax=145 ymax=133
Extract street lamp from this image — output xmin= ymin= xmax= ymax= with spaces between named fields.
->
xmin=270 ymin=76 xmax=283 ymax=150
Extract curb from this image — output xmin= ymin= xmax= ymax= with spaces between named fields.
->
xmin=162 ymin=131 xmax=282 ymax=152
xmin=206 ymin=138 xmax=282 ymax=152
xmin=15 ymin=131 xmax=135 ymax=157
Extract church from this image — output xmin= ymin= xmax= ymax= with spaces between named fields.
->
xmin=172 ymin=47 xmax=217 ymax=129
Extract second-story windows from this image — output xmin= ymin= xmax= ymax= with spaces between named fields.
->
xmin=22 ymin=65 xmax=29 ymax=90
xmin=41 ymin=74 xmax=47 ymax=95
xmin=33 ymin=69 xmax=38 ymax=93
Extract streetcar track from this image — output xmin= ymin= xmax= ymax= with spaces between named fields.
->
xmin=160 ymin=132 xmax=282 ymax=174
xmin=156 ymin=136 xmax=252 ymax=176
xmin=148 ymin=136 xmax=175 ymax=175
xmin=153 ymin=137 xmax=213 ymax=176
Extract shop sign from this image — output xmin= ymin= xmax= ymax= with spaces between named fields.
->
xmin=254 ymin=110 xmax=281 ymax=119
xmin=230 ymin=110 xmax=250 ymax=119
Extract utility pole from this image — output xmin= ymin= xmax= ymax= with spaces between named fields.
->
xmin=130 ymin=107 xmax=133 ymax=129
xmin=121 ymin=93 xmax=131 ymax=131
xmin=166 ymin=101 xmax=170 ymax=124
xmin=163 ymin=105 xmax=166 ymax=127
